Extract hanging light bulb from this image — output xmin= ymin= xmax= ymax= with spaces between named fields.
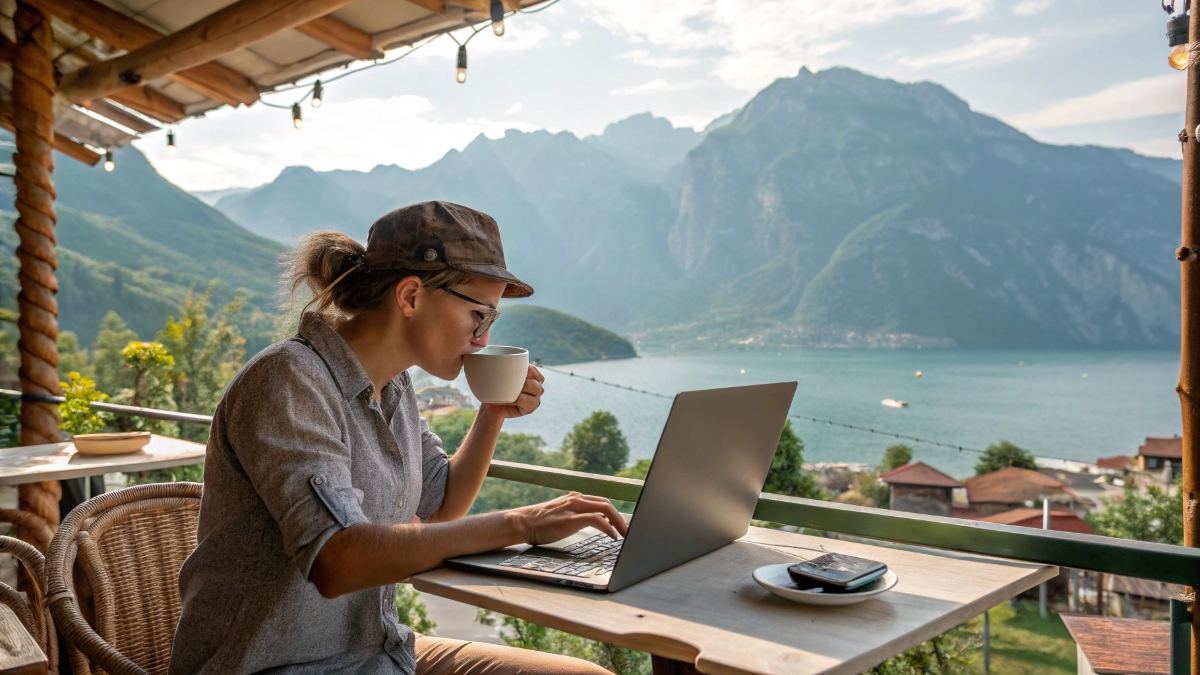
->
xmin=1168 ymin=11 xmax=1190 ymax=70
xmin=103 ymin=149 xmax=114 ymax=172
xmin=456 ymin=45 xmax=468 ymax=84
xmin=490 ymin=0 xmax=505 ymax=36
xmin=312 ymin=80 xmax=323 ymax=108
xmin=166 ymin=128 xmax=176 ymax=155
xmin=292 ymin=102 xmax=303 ymax=129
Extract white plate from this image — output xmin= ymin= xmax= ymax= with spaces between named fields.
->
xmin=753 ymin=564 xmax=898 ymax=606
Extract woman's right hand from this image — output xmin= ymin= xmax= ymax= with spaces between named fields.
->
xmin=512 ymin=492 xmax=629 ymax=545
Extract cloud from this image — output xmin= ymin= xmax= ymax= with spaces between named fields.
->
xmin=1013 ymin=0 xmax=1052 ymax=16
xmin=505 ymin=101 xmax=524 ymax=115
xmin=585 ymin=0 xmax=992 ymax=91
xmin=621 ymin=49 xmax=693 ymax=69
xmin=609 ymin=79 xmax=697 ymax=96
xmin=898 ymin=34 xmax=1033 ymax=71
xmin=561 ymin=29 xmax=582 ymax=45
xmin=1008 ymin=74 xmax=1183 ymax=130
xmin=136 ymin=96 xmax=535 ymax=191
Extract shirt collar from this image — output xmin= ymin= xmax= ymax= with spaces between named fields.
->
xmin=297 ymin=312 xmax=377 ymax=402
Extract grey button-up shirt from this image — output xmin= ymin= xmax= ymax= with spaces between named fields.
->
xmin=170 ymin=312 xmax=450 ymax=674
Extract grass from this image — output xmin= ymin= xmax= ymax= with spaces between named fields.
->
xmin=966 ymin=600 xmax=1076 ymax=674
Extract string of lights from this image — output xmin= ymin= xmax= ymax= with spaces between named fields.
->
xmin=130 ymin=0 xmax=548 ymax=161
xmin=536 ymin=363 xmax=1090 ymax=465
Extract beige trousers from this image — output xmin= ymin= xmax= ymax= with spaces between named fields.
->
xmin=415 ymin=635 xmax=614 ymax=675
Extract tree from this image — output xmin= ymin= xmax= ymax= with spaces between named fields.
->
xmin=881 ymin=444 xmax=912 ymax=472
xmin=974 ymin=441 xmax=1037 ymax=475
xmin=395 ymin=584 xmax=436 ymax=634
xmin=763 ymin=420 xmax=826 ymax=500
xmin=157 ymin=290 xmax=247 ymax=419
xmin=59 ymin=372 xmax=113 ymax=436
xmin=92 ymin=311 xmax=138 ymax=394
xmin=562 ymin=411 xmax=629 ymax=476
xmin=112 ymin=341 xmax=177 ymax=435
xmin=477 ymin=610 xmax=650 ymax=675
xmin=616 ymin=459 xmax=652 ymax=480
xmin=1086 ymin=481 xmax=1183 ymax=545
xmin=425 ymin=408 xmax=476 ymax=456
xmin=57 ymin=331 xmax=91 ymax=378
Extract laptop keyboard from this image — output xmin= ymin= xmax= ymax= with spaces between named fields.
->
xmin=499 ymin=533 xmax=623 ymax=577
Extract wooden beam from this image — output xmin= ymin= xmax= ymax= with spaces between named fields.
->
xmin=52 ymin=98 xmax=135 ymax=147
xmin=107 ymin=86 xmax=185 ymax=123
xmin=0 ymin=104 xmax=100 ymax=166
xmin=59 ymin=0 xmax=359 ymax=105
xmin=25 ymin=0 xmax=259 ymax=106
xmin=80 ymin=100 xmax=157 ymax=134
xmin=371 ymin=7 xmax=468 ymax=50
xmin=405 ymin=0 xmax=448 ymax=12
xmin=295 ymin=15 xmax=383 ymax=60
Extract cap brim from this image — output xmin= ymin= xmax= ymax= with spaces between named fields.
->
xmin=453 ymin=262 xmax=534 ymax=298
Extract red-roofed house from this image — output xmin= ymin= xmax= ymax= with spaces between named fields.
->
xmin=1138 ymin=437 xmax=1182 ymax=477
xmin=1096 ymin=455 xmax=1135 ymax=472
xmin=978 ymin=507 xmax=1093 ymax=534
xmin=1060 ymin=614 xmax=1169 ymax=675
xmin=964 ymin=467 xmax=1075 ymax=516
xmin=880 ymin=462 xmax=962 ymax=516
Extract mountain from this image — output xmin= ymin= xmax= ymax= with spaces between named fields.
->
xmin=193 ymin=186 xmax=253 ymax=206
xmin=0 ymin=142 xmax=286 ymax=350
xmin=489 ymin=305 xmax=636 ymax=365
xmin=210 ymin=68 xmax=1183 ymax=349
xmin=659 ymin=67 xmax=1180 ymax=347
xmin=583 ymin=113 xmax=703 ymax=175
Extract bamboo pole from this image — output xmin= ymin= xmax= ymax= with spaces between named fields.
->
xmin=11 ymin=0 xmax=62 ymax=547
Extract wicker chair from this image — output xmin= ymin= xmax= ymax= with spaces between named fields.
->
xmin=46 ymin=482 xmax=201 ymax=675
xmin=0 ymin=535 xmax=57 ymax=669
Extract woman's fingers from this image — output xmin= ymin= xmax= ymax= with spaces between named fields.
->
xmin=560 ymin=494 xmax=628 ymax=537
xmin=576 ymin=513 xmax=621 ymax=541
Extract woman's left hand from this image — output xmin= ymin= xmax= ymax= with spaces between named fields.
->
xmin=483 ymin=365 xmax=544 ymax=420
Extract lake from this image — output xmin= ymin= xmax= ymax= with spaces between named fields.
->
xmin=449 ymin=348 xmax=1182 ymax=479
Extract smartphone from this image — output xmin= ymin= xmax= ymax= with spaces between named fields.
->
xmin=787 ymin=553 xmax=888 ymax=592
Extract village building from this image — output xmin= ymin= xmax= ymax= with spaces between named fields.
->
xmin=879 ymin=462 xmax=961 ymax=516
xmin=977 ymin=507 xmax=1092 ymax=534
xmin=1060 ymin=614 xmax=1169 ymax=675
xmin=963 ymin=466 xmax=1075 ymax=516
xmin=1138 ymin=437 xmax=1183 ymax=478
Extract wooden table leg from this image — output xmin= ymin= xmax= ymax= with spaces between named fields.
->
xmin=651 ymin=655 xmax=701 ymax=674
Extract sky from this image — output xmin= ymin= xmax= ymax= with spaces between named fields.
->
xmin=132 ymin=0 xmax=1187 ymax=192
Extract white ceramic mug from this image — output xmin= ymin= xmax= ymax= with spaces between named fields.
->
xmin=464 ymin=346 xmax=529 ymax=404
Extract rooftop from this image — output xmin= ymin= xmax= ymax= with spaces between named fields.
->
xmin=977 ymin=507 xmax=1092 ymax=534
xmin=1060 ymin=614 xmax=1169 ymax=675
xmin=1138 ymin=437 xmax=1182 ymax=459
xmin=879 ymin=461 xmax=961 ymax=488
xmin=963 ymin=466 xmax=1073 ymax=505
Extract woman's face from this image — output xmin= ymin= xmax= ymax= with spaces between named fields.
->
xmin=409 ymin=275 xmax=506 ymax=380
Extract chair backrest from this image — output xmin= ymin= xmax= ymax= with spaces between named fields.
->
xmin=0 ymin=535 xmax=56 ymax=670
xmin=47 ymin=482 xmax=201 ymax=675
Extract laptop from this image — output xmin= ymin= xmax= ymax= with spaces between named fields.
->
xmin=446 ymin=381 xmax=798 ymax=592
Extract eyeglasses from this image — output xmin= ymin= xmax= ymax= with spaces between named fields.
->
xmin=437 ymin=286 xmax=500 ymax=339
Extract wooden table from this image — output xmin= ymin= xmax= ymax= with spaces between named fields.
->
xmin=0 ymin=604 xmax=46 ymax=675
xmin=0 ymin=434 xmax=205 ymax=486
xmin=413 ymin=526 xmax=1057 ymax=675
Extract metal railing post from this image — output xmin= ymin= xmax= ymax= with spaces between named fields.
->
xmin=1173 ymin=598 xmax=1191 ymax=675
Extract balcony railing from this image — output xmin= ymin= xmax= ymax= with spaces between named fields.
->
xmin=2 ymin=388 xmax=1197 ymax=673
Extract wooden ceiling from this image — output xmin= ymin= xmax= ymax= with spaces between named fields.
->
xmin=0 ymin=0 xmax=537 ymax=164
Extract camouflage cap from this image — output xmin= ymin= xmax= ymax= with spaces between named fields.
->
xmin=363 ymin=201 xmax=533 ymax=298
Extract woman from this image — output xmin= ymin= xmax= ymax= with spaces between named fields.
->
xmin=170 ymin=201 xmax=626 ymax=674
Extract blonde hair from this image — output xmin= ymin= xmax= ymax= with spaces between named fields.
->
xmin=283 ymin=230 xmax=471 ymax=317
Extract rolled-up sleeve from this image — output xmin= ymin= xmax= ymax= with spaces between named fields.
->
xmin=225 ymin=352 xmax=370 ymax=578
xmin=415 ymin=416 xmax=449 ymax=520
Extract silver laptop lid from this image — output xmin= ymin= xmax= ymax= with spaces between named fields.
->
xmin=606 ymin=381 xmax=797 ymax=592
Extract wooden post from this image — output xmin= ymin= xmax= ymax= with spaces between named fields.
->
xmin=11 ymin=0 xmax=61 ymax=547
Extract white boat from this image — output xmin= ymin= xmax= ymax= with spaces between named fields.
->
xmin=881 ymin=398 xmax=908 ymax=409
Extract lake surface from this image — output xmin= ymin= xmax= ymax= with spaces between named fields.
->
xmin=449 ymin=349 xmax=1182 ymax=479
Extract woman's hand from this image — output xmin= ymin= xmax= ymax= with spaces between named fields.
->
xmin=512 ymin=492 xmax=628 ymax=544
xmin=482 ymin=364 xmax=544 ymax=420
